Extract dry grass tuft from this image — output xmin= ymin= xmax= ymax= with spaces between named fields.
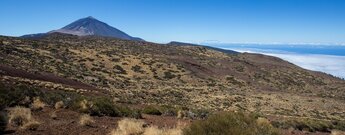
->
xmin=331 ymin=130 xmax=345 ymax=135
xmin=143 ymin=126 xmax=183 ymax=135
xmin=8 ymin=107 xmax=32 ymax=126
xmin=21 ymin=121 xmax=40 ymax=131
xmin=54 ymin=101 xmax=64 ymax=109
xmin=79 ymin=114 xmax=95 ymax=127
xmin=177 ymin=110 xmax=184 ymax=119
xmin=50 ymin=111 xmax=58 ymax=120
xmin=110 ymin=118 xmax=184 ymax=135
xmin=8 ymin=107 xmax=40 ymax=130
xmin=110 ymin=118 xmax=145 ymax=135
xmin=143 ymin=126 xmax=163 ymax=135
xmin=31 ymin=97 xmax=45 ymax=111
xmin=79 ymin=99 xmax=90 ymax=112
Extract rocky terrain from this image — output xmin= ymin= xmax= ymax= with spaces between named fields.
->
xmin=0 ymin=33 xmax=345 ymax=134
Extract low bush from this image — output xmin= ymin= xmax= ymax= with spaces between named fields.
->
xmin=0 ymin=83 xmax=140 ymax=118
xmin=142 ymin=106 xmax=162 ymax=115
xmin=74 ymin=97 xmax=139 ymax=117
xmin=116 ymin=105 xmax=142 ymax=119
xmin=89 ymin=97 xmax=121 ymax=117
xmin=272 ymin=118 xmax=345 ymax=132
xmin=183 ymin=111 xmax=280 ymax=135
xmin=163 ymin=71 xmax=176 ymax=79
xmin=131 ymin=65 xmax=144 ymax=73
xmin=159 ymin=105 xmax=180 ymax=116
xmin=0 ymin=84 xmax=39 ymax=109
xmin=332 ymin=120 xmax=345 ymax=131
xmin=0 ymin=82 xmax=82 ymax=110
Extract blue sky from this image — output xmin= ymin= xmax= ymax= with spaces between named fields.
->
xmin=1 ymin=0 xmax=345 ymax=44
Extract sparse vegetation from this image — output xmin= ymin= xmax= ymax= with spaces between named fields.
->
xmin=183 ymin=112 xmax=280 ymax=135
xmin=1 ymin=32 xmax=345 ymax=134
xmin=272 ymin=118 xmax=345 ymax=132
xmin=0 ymin=82 xmax=84 ymax=110
xmin=76 ymin=97 xmax=142 ymax=118
xmin=89 ymin=97 xmax=120 ymax=117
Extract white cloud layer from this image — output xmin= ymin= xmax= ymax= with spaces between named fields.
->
xmin=223 ymin=48 xmax=345 ymax=79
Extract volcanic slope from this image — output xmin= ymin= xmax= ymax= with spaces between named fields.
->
xmin=1 ymin=33 xmax=345 ymax=121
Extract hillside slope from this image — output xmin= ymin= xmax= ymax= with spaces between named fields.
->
xmin=1 ymin=33 xmax=345 ymax=121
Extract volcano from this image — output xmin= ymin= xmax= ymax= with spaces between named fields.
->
xmin=22 ymin=16 xmax=143 ymax=41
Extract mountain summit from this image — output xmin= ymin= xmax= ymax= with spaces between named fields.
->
xmin=22 ymin=16 xmax=143 ymax=41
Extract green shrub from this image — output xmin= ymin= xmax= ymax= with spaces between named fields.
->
xmin=0 ymin=83 xmax=141 ymax=118
xmin=0 ymin=83 xmax=83 ymax=110
xmin=272 ymin=118 xmax=345 ymax=132
xmin=0 ymin=84 xmax=40 ymax=109
xmin=332 ymin=120 xmax=345 ymax=131
xmin=114 ymin=65 xmax=127 ymax=74
xmin=70 ymin=97 xmax=141 ymax=118
xmin=142 ymin=106 xmax=162 ymax=115
xmin=131 ymin=65 xmax=144 ymax=73
xmin=116 ymin=105 xmax=142 ymax=119
xmin=163 ymin=71 xmax=176 ymax=79
xmin=183 ymin=112 xmax=280 ymax=135
xmin=159 ymin=105 xmax=179 ymax=116
xmin=89 ymin=97 xmax=120 ymax=117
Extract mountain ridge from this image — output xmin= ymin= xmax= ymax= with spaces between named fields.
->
xmin=168 ymin=41 xmax=239 ymax=54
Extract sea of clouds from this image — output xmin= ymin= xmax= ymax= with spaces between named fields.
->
xmin=222 ymin=48 xmax=345 ymax=79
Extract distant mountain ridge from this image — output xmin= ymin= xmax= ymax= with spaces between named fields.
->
xmin=168 ymin=41 xmax=238 ymax=54
xmin=22 ymin=16 xmax=143 ymax=41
